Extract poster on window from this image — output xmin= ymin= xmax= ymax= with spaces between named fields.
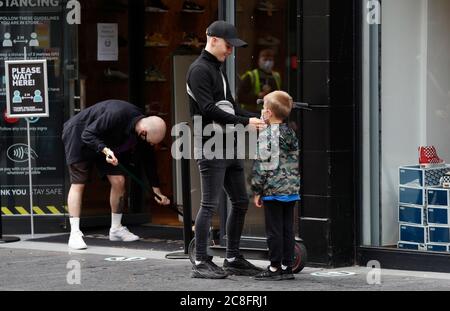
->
xmin=5 ymin=60 xmax=49 ymax=118
xmin=97 ymin=23 xmax=118 ymax=61
xmin=0 ymin=4 xmax=66 ymax=216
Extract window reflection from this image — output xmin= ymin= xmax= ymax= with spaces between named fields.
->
xmin=235 ymin=0 xmax=289 ymax=238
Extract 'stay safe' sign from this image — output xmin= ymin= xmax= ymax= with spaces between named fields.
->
xmin=5 ymin=59 xmax=49 ymax=118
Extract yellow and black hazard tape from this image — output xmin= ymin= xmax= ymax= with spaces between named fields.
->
xmin=1 ymin=206 xmax=68 ymax=216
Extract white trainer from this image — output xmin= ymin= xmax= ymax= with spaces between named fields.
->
xmin=68 ymin=231 xmax=87 ymax=250
xmin=109 ymin=226 xmax=140 ymax=242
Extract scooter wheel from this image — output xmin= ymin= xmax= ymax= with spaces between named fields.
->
xmin=188 ymin=238 xmax=196 ymax=265
xmin=293 ymin=241 xmax=307 ymax=274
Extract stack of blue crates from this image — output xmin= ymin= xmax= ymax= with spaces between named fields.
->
xmin=398 ymin=165 xmax=450 ymax=252
xmin=427 ymin=187 xmax=450 ymax=251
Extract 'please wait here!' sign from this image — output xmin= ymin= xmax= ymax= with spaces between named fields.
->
xmin=5 ymin=59 xmax=49 ymax=118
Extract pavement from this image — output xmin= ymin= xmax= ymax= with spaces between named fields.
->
xmin=1 ymin=234 xmax=450 ymax=292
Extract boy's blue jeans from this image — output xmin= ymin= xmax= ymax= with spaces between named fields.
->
xmin=195 ymin=158 xmax=249 ymax=261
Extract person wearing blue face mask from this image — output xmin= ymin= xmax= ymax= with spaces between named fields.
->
xmin=237 ymin=48 xmax=282 ymax=113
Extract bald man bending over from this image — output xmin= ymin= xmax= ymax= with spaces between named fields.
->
xmin=62 ymin=100 xmax=169 ymax=250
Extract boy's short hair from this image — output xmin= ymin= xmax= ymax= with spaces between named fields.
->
xmin=265 ymin=91 xmax=293 ymax=119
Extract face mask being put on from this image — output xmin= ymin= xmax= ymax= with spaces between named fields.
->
xmin=259 ymin=59 xmax=274 ymax=73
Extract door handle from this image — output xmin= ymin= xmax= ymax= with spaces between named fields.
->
xmin=69 ymin=79 xmax=86 ymax=116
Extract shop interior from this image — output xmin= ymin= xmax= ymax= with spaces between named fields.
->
xmin=73 ymin=0 xmax=219 ymax=226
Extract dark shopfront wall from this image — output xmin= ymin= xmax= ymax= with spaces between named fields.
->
xmin=297 ymin=0 xmax=357 ymax=267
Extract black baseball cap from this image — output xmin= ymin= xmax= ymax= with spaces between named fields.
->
xmin=206 ymin=20 xmax=248 ymax=48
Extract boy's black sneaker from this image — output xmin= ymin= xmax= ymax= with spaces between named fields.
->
xmin=254 ymin=267 xmax=282 ymax=281
xmin=191 ymin=258 xmax=228 ymax=279
xmin=223 ymin=255 xmax=264 ymax=276
xmin=281 ymin=267 xmax=295 ymax=280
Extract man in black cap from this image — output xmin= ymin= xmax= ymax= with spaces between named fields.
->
xmin=186 ymin=20 xmax=266 ymax=279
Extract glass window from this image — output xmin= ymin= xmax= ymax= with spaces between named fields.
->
xmin=233 ymin=0 xmax=295 ymax=238
xmin=362 ymin=0 xmax=450 ymax=252
xmin=0 ymin=4 xmax=66 ymax=218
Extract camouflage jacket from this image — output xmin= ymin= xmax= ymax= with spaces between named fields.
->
xmin=251 ymin=124 xmax=301 ymax=196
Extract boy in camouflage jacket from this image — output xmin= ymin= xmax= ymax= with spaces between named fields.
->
xmin=251 ymin=91 xmax=300 ymax=281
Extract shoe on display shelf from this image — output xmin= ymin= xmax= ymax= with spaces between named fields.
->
xmin=145 ymin=66 xmax=167 ymax=82
xmin=440 ymin=172 xmax=450 ymax=189
xmin=181 ymin=32 xmax=206 ymax=48
xmin=145 ymin=33 xmax=169 ymax=47
xmin=418 ymin=146 xmax=445 ymax=168
xmin=104 ymin=68 xmax=129 ymax=80
xmin=145 ymin=0 xmax=169 ymax=12
xmin=182 ymin=0 xmax=205 ymax=13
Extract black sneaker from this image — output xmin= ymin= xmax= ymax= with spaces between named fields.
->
xmin=205 ymin=256 xmax=228 ymax=274
xmin=281 ymin=267 xmax=295 ymax=280
xmin=223 ymin=255 xmax=264 ymax=276
xmin=254 ymin=267 xmax=282 ymax=281
xmin=191 ymin=258 xmax=228 ymax=279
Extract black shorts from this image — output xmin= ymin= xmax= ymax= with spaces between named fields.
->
xmin=68 ymin=158 xmax=125 ymax=184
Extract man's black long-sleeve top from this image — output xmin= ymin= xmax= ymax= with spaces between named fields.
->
xmin=186 ymin=50 xmax=259 ymax=129
xmin=62 ymin=99 xmax=160 ymax=187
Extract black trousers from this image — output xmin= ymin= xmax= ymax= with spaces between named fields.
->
xmin=263 ymin=200 xmax=296 ymax=268
xmin=195 ymin=158 xmax=249 ymax=261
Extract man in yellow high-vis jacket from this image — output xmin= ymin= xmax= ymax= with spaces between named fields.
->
xmin=237 ymin=48 xmax=281 ymax=113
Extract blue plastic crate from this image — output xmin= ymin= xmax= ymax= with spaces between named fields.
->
xmin=399 ymin=205 xmax=426 ymax=225
xmin=427 ymin=188 xmax=450 ymax=207
xmin=427 ymin=207 xmax=450 ymax=225
xmin=426 ymin=243 xmax=450 ymax=252
xmin=399 ymin=165 xmax=449 ymax=187
xmin=399 ymin=186 xmax=425 ymax=206
xmin=399 ymin=224 xmax=427 ymax=243
xmin=428 ymin=226 xmax=450 ymax=243
xmin=398 ymin=241 xmax=426 ymax=251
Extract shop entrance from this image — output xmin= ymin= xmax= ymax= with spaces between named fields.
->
xmin=67 ymin=0 xmax=137 ymax=223
xmin=68 ymin=0 xmax=219 ymax=228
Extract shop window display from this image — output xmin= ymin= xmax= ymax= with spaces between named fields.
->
xmin=362 ymin=0 xmax=450 ymax=254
